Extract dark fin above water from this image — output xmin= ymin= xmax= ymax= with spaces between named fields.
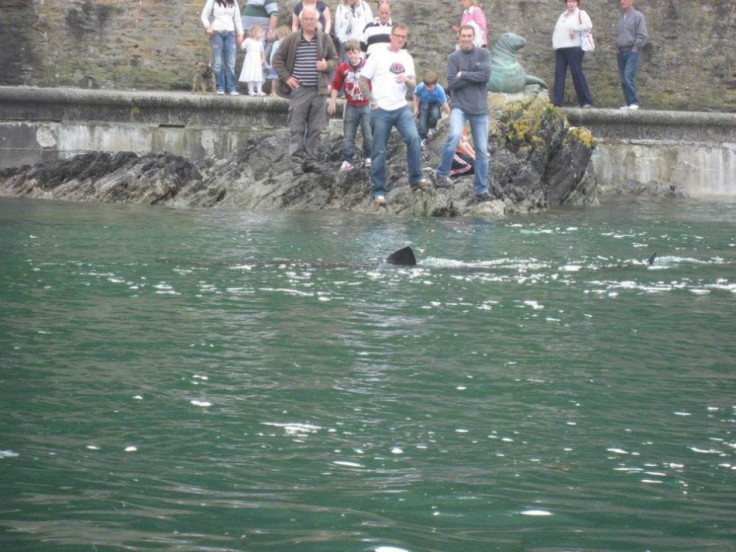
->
xmin=647 ymin=252 xmax=657 ymax=266
xmin=386 ymin=246 xmax=417 ymax=266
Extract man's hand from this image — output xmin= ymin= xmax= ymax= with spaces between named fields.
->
xmin=287 ymin=76 xmax=300 ymax=90
xmin=327 ymin=100 xmax=337 ymax=116
xmin=316 ymin=58 xmax=328 ymax=72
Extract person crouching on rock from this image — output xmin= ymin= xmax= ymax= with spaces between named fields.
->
xmin=327 ymin=39 xmax=373 ymax=172
xmin=273 ymin=7 xmax=339 ymax=176
xmin=449 ymin=126 xmax=475 ymax=177
xmin=360 ymin=23 xmax=431 ymax=207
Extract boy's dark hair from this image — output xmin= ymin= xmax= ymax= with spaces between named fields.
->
xmin=344 ymin=39 xmax=361 ymax=52
xmin=423 ymin=71 xmax=438 ymax=86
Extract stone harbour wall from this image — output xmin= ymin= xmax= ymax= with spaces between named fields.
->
xmin=1 ymin=0 xmax=735 ymax=111
xmin=1 ymin=86 xmax=735 ymax=196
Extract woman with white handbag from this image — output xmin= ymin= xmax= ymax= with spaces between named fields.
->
xmin=551 ymin=0 xmax=594 ymax=108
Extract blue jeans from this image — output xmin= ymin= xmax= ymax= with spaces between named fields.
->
xmin=553 ymin=47 xmax=593 ymax=107
xmin=436 ymin=108 xmax=489 ymax=195
xmin=417 ymin=102 xmax=441 ymax=140
xmin=617 ymin=48 xmax=641 ymax=106
xmin=211 ymin=31 xmax=237 ymax=93
xmin=343 ymin=104 xmax=372 ymax=163
xmin=370 ymin=106 xmax=422 ymax=197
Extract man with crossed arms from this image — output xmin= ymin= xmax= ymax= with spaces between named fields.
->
xmin=433 ymin=24 xmax=493 ymax=203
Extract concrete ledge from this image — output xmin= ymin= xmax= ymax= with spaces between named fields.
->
xmin=2 ymin=87 xmax=735 ymax=196
xmin=0 ymin=85 xmax=289 ymax=128
xmin=564 ymin=107 xmax=736 ymax=144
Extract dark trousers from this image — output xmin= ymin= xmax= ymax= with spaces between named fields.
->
xmin=552 ymin=47 xmax=594 ymax=107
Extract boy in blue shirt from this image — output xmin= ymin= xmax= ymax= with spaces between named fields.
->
xmin=412 ymin=71 xmax=451 ymax=145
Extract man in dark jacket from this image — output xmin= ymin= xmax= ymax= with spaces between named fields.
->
xmin=433 ymin=25 xmax=492 ymax=202
xmin=273 ymin=7 xmax=339 ymax=176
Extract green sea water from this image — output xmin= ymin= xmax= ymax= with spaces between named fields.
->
xmin=1 ymin=197 xmax=735 ymax=552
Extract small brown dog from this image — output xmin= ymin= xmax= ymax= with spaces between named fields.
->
xmin=192 ymin=61 xmax=216 ymax=94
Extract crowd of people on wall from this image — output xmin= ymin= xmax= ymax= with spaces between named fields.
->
xmin=201 ymin=0 xmax=649 ymax=204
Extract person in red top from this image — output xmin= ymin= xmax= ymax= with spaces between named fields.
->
xmin=449 ymin=126 xmax=475 ymax=177
xmin=327 ymin=39 xmax=372 ymax=171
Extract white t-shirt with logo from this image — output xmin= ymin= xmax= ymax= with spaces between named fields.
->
xmin=361 ymin=47 xmax=415 ymax=111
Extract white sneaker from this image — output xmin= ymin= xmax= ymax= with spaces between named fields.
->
xmin=364 ymin=158 xmax=371 ymax=168
xmin=229 ymin=91 xmax=240 ymax=96
xmin=216 ymin=90 xmax=225 ymax=95
xmin=339 ymin=161 xmax=354 ymax=172
xmin=628 ymin=104 xmax=639 ymax=110
xmin=619 ymin=105 xmax=629 ymax=110
xmin=374 ymin=195 xmax=387 ymax=206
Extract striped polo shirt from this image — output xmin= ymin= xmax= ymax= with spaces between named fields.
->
xmin=292 ymin=37 xmax=319 ymax=87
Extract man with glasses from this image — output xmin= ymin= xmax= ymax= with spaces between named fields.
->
xmin=361 ymin=24 xmax=430 ymax=206
xmin=432 ymin=24 xmax=492 ymax=203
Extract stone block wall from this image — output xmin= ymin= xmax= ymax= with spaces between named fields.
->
xmin=1 ymin=0 xmax=735 ymax=111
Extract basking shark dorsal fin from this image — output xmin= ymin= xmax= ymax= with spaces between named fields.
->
xmin=647 ymin=252 xmax=657 ymax=266
xmin=386 ymin=246 xmax=416 ymax=266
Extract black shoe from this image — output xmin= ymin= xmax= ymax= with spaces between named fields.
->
xmin=434 ymin=175 xmax=453 ymax=189
xmin=304 ymin=162 xmax=325 ymax=174
xmin=473 ymin=191 xmax=493 ymax=204
xmin=292 ymin=164 xmax=304 ymax=177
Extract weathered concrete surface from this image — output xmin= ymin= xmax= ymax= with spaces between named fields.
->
xmin=2 ymin=85 xmax=735 ymax=196
xmin=566 ymin=107 xmax=736 ymax=196
xmin=1 ymin=1 xmax=735 ymax=111
xmin=0 ymin=92 xmax=595 ymax=217
xmin=0 ymin=85 xmax=287 ymax=167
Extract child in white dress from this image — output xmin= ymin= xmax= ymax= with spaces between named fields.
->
xmin=239 ymin=24 xmax=265 ymax=96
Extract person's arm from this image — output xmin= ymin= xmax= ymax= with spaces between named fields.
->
xmin=412 ymin=92 xmax=420 ymax=116
xmin=473 ymin=6 xmax=487 ymax=36
xmin=632 ymin=12 xmax=648 ymax=51
xmin=201 ymin=0 xmax=214 ymax=34
xmin=334 ymin=5 xmax=347 ymax=43
xmin=399 ymin=75 xmax=416 ymax=93
xmin=452 ymin=51 xmax=491 ymax=89
xmin=292 ymin=9 xmax=299 ymax=32
xmin=273 ymin=34 xmax=298 ymax=89
xmin=321 ymin=32 xmax=340 ymax=72
xmin=267 ymin=13 xmax=278 ymax=42
xmin=446 ymin=54 xmax=462 ymax=91
xmin=578 ymin=10 xmax=592 ymax=33
xmin=327 ymin=84 xmax=339 ymax=116
xmin=233 ymin=0 xmax=244 ymax=45
xmin=323 ymin=5 xmax=332 ymax=35
xmin=442 ymin=102 xmax=451 ymax=117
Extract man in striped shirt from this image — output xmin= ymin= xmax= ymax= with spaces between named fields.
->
xmin=273 ymin=7 xmax=339 ymax=176
xmin=361 ymin=1 xmax=393 ymax=57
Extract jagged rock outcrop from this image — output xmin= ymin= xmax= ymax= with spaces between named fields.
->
xmin=0 ymin=92 xmax=596 ymax=216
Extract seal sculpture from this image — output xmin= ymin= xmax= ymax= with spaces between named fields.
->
xmin=487 ymin=32 xmax=548 ymax=93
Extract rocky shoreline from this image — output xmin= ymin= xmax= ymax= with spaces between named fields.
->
xmin=0 ymin=92 xmax=597 ymax=217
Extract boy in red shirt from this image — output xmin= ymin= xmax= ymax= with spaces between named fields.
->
xmin=327 ymin=39 xmax=372 ymax=171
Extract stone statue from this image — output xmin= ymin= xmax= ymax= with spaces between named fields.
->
xmin=487 ymin=32 xmax=548 ymax=93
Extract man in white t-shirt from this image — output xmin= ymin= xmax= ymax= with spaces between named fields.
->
xmin=361 ymin=24 xmax=429 ymax=206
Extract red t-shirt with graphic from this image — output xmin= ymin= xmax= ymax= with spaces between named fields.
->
xmin=331 ymin=60 xmax=371 ymax=107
